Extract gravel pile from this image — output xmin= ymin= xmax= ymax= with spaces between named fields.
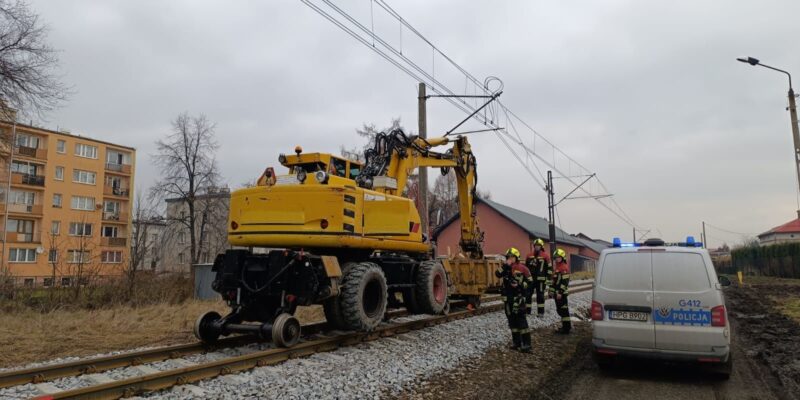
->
xmin=146 ymin=291 xmax=592 ymax=400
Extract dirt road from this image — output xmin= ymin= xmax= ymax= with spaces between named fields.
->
xmin=401 ymin=283 xmax=799 ymax=400
xmin=540 ymin=284 xmax=798 ymax=400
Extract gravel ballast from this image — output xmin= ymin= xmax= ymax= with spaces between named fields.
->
xmin=148 ymin=291 xmax=592 ymax=400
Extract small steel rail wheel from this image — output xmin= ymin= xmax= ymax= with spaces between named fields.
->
xmin=194 ymin=311 xmax=222 ymax=343
xmin=272 ymin=313 xmax=301 ymax=347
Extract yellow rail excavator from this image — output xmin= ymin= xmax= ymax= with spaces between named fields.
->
xmin=194 ymin=129 xmax=500 ymax=347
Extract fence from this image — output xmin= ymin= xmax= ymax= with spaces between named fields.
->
xmin=731 ymin=242 xmax=800 ymax=278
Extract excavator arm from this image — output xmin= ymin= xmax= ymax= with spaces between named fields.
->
xmin=358 ymin=129 xmax=483 ymax=258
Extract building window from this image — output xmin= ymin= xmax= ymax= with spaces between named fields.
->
xmin=178 ymin=252 xmax=185 ymax=264
xmin=72 ymin=169 xmax=96 ymax=185
xmin=43 ymin=277 xmax=53 ymax=287
xmin=101 ymin=251 xmax=122 ymax=263
xmin=71 ymin=196 xmax=95 ymax=211
xmin=15 ymin=133 xmax=39 ymax=148
xmin=178 ymin=231 xmax=186 ymax=244
xmin=57 ymin=140 xmax=66 ymax=153
xmin=67 ymin=250 xmax=91 ymax=263
xmin=11 ymin=160 xmax=40 ymax=175
xmin=9 ymin=248 xmax=36 ymax=262
xmin=102 ymin=225 xmax=119 ymax=238
xmin=75 ymin=143 xmax=98 ymax=159
xmin=48 ymin=249 xmax=58 ymax=262
xmin=23 ymin=278 xmax=34 ymax=287
xmin=104 ymin=201 xmax=120 ymax=213
xmin=51 ymin=221 xmax=60 ymax=235
xmin=53 ymin=193 xmax=62 ymax=208
xmin=55 ymin=166 xmax=64 ymax=180
xmin=68 ymin=222 xmax=93 ymax=236
xmin=61 ymin=277 xmax=71 ymax=286
xmin=6 ymin=219 xmax=34 ymax=242
xmin=9 ymin=189 xmax=35 ymax=206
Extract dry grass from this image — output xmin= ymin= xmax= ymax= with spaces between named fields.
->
xmin=777 ymin=298 xmax=800 ymax=324
xmin=0 ymin=301 xmax=327 ymax=368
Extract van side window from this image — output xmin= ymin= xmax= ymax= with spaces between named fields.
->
xmin=599 ymin=253 xmax=652 ymax=291
xmin=652 ymin=253 xmax=710 ymax=292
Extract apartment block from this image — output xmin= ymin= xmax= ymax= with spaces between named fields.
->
xmin=0 ymin=121 xmax=135 ymax=287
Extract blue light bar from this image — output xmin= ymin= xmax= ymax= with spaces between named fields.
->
xmin=613 ymin=237 xmax=621 ymax=247
xmin=686 ymin=236 xmax=695 ymax=246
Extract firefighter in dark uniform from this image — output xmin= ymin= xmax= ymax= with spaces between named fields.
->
xmin=550 ymin=248 xmax=571 ymax=334
xmin=495 ymin=247 xmax=533 ymax=352
xmin=525 ymin=238 xmax=552 ymax=317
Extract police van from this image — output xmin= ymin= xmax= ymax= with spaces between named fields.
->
xmin=591 ymin=237 xmax=732 ymax=378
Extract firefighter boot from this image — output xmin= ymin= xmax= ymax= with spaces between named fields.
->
xmin=510 ymin=332 xmax=521 ymax=349
xmin=555 ymin=320 xmax=571 ymax=335
xmin=519 ymin=331 xmax=532 ymax=353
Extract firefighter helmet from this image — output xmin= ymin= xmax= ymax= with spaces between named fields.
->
xmin=555 ymin=248 xmax=567 ymax=259
xmin=533 ymin=238 xmax=545 ymax=247
xmin=506 ymin=247 xmax=521 ymax=259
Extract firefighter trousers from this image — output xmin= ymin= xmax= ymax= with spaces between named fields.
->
xmin=555 ymin=294 xmax=571 ymax=333
xmin=505 ymin=300 xmax=531 ymax=350
xmin=533 ymin=279 xmax=546 ymax=316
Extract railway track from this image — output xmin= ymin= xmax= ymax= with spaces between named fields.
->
xmin=5 ymin=282 xmax=593 ymax=400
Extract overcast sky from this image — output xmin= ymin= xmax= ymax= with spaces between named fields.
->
xmin=27 ymin=0 xmax=800 ymax=247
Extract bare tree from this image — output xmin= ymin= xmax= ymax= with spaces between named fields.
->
xmin=128 ymin=190 xmax=166 ymax=294
xmin=151 ymin=113 xmax=221 ymax=266
xmin=340 ymin=119 xmax=401 ymax=162
xmin=0 ymin=0 xmax=68 ymax=118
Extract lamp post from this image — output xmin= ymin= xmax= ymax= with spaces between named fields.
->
xmin=738 ymin=57 xmax=800 ymax=219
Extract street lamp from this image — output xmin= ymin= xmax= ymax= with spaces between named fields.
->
xmin=738 ymin=56 xmax=800 ymax=218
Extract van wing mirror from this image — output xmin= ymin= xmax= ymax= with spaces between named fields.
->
xmin=718 ymin=275 xmax=731 ymax=287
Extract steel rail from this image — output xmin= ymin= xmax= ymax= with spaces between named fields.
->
xmin=30 ymin=284 xmax=593 ymax=400
xmin=0 ymin=295 xmax=500 ymax=389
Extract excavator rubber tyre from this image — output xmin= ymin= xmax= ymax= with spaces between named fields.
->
xmin=194 ymin=311 xmax=222 ymax=343
xmin=415 ymin=261 xmax=449 ymax=314
xmin=340 ymin=262 xmax=388 ymax=331
xmin=323 ymin=262 xmax=358 ymax=330
xmin=272 ymin=313 xmax=301 ymax=348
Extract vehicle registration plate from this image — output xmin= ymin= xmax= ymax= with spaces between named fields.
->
xmin=609 ymin=310 xmax=648 ymax=321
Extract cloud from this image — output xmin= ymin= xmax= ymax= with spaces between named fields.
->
xmin=30 ymin=0 xmax=800 ymax=246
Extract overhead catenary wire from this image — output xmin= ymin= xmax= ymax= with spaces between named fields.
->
xmin=704 ymin=222 xmax=757 ymax=237
xmin=300 ymin=0 xmax=648 ymax=232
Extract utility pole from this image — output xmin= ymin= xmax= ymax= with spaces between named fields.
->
xmin=702 ymin=221 xmax=707 ymax=249
xmin=737 ymin=57 xmax=800 ymax=218
xmin=546 ymin=171 xmax=556 ymax=257
xmin=789 ymin=87 xmax=800 ymax=220
xmin=418 ymin=82 xmax=429 ymax=236
xmin=633 ymin=228 xmax=636 ymax=242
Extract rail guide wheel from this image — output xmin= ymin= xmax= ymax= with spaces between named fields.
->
xmin=272 ymin=313 xmax=301 ymax=347
xmin=194 ymin=311 xmax=222 ymax=343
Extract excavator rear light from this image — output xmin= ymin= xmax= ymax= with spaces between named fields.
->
xmin=231 ymin=221 xmax=239 ymax=230
xmin=320 ymin=219 xmax=329 ymax=229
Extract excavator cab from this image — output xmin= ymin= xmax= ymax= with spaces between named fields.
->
xmin=258 ymin=151 xmax=363 ymax=187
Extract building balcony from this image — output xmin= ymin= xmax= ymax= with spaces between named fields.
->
xmin=11 ymin=172 xmax=45 ymax=187
xmin=102 ymin=211 xmax=129 ymax=223
xmin=105 ymin=163 xmax=132 ymax=174
xmin=13 ymin=146 xmax=47 ymax=160
xmin=103 ymin=185 xmax=130 ymax=197
xmin=4 ymin=230 xmax=42 ymax=243
xmin=3 ymin=203 xmax=44 ymax=215
xmin=101 ymin=236 xmax=127 ymax=247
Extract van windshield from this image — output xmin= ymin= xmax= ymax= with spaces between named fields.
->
xmin=652 ymin=252 xmax=710 ymax=292
xmin=599 ymin=253 xmax=652 ymax=291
